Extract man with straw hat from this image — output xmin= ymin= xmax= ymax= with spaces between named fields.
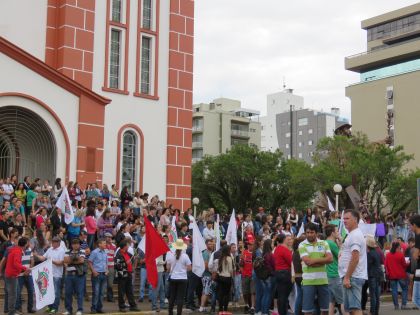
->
xmin=366 ymin=235 xmax=382 ymax=315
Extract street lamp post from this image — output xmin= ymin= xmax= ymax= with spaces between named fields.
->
xmin=333 ymin=184 xmax=343 ymax=212
xmin=192 ymin=197 xmax=200 ymax=218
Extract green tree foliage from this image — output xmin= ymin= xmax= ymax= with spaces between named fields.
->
xmin=313 ymin=132 xmax=415 ymax=213
xmin=192 ymin=145 xmax=315 ymax=213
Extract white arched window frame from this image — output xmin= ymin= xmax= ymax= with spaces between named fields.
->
xmin=120 ymin=128 xmax=141 ymax=193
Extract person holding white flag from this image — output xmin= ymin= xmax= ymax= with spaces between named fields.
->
xmin=214 ymin=214 xmax=221 ymax=251
xmin=226 ymin=209 xmax=238 ymax=246
xmin=33 ymin=237 xmax=65 ymax=314
xmin=55 ymin=187 xmax=73 ymax=225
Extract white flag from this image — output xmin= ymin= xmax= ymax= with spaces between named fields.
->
xmin=326 ymin=195 xmax=335 ymax=212
xmin=225 ymin=209 xmax=238 ymax=246
xmin=192 ymin=219 xmax=207 ymax=277
xmin=32 ymin=259 xmax=55 ymax=310
xmin=338 ymin=210 xmax=348 ymax=238
xmin=297 ymin=223 xmax=305 ymax=237
xmin=56 ymin=187 xmax=73 ymax=224
xmin=170 ymin=216 xmax=178 ymax=243
xmin=138 ymin=235 xmax=146 ymax=253
xmin=214 ymin=214 xmax=221 ymax=251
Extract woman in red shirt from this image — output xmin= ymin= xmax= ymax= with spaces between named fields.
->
xmin=385 ymin=241 xmax=409 ymax=310
xmin=273 ymin=234 xmax=293 ymax=315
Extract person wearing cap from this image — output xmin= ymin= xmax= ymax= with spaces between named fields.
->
xmin=366 ymin=235 xmax=382 ymax=315
xmin=63 ymin=238 xmax=86 ymax=315
xmin=166 ymin=238 xmax=191 ymax=315
xmin=37 ymin=237 xmax=66 ymax=314
xmin=114 ymin=239 xmax=139 ymax=312
xmin=104 ymin=232 xmax=116 ymax=302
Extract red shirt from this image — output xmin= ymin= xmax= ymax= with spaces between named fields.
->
xmin=273 ymin=245 xmax=292 ymax=271
xmin=385 ymin=251 xmax=408 ymax=280
xmin=241 ymin=249 xmax=253 ymax=277
xmin=5 ymin=246 xmax=27 ymax=277
xmin=36 ymin=215 xmax=45 ymax=229
xmin=106 ymin=243 xmax=116 ymax=268
xmin=245 ymin=232 xmax=255 ymax=245
xmin=120 ymin=249 xmax=132 ymax=272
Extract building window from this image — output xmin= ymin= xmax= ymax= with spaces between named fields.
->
xmin=136 ymin=0 xmax=159 ymax=98
xmin=286 ymin=144 xmax=289 ymax=149
xmin=298 ymin=118 xmax=308 ymax=126
xmin=112 ymin=0 xmax=122 ymax=22
xmin=109 ymin=29 xmax=121 ymax=89
xmin=287 ymin=154 xmax=291 ymax=159
xmin=285 ymin=132 xmax=290 ymax=138
xmin=298 ymin=130 xmax=303 ymax=135
xmin=309 ymin=151 xmax=314 ymax=157
xmin=140 ymin=36 xmax=151 ymax=94
xmin=298 ymin=142 xmax=302 ymax=147
xmin=121 ymin=130 xmax=137 ymax=193
xmin=308 ymin=129 xmax=313 ymax=134
xmin=298 ymin=153 xmax=302 ymax=159
xmin=142 ymin=0 xmax=152 ymax=29
xmin=104 ymin=0 xmax=129 ymax=93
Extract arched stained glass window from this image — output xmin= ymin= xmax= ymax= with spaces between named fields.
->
xmin=121 ymin=130 xmax=137 ymax=193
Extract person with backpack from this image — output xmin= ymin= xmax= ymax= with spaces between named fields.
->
xmin=298 ymin=222 xmax=332 ymax=315
xmin=273 ymin=233 xmax=293 ymax=315
xmin=254 ymin=239 xmax=275 ymax=315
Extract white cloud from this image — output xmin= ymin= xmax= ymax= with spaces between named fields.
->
xmin=193 ymin=0 xmax=419 ymax=120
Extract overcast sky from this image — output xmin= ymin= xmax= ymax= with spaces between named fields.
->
xmin=193 ymin=0 xmax=419 ymax=120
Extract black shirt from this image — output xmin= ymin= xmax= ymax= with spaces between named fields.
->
xmin=0 ymin=220 xmax=9 ymax=243
xmin=415 ymin=233 xmax=420 ymax=281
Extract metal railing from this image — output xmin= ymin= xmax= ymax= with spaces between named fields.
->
xmin=231 ymin=129 xmax=249 ymax=137
xmin=192 ymin=125 xmax=203 ymax=132
xmin=192 ymin=142 xmax=203 ymax=149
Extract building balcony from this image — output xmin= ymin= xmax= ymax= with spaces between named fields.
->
xmin=192 ymin=125 xmax=203 ymax=132
xmin=231 ymin=129 xmax=250 ymax=138
xmin=345 ymin=40 xmax=420 ymax=73
xmin=192 ymin=142 xmax=203 ymax=149
xmin=192 ymin=157 xmax=202 ymax=163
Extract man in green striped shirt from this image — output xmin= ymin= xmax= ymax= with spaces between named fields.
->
xmin=298 ymin=222 xmax=333 ymax=315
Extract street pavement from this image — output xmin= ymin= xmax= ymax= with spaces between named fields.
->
xmin=1 ymin=299 xmax=418 ymax=315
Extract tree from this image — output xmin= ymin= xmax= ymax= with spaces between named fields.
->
xmin=313 ymin=132 xmax=414 ymax=213
xmin=386 ymin=169 xmax=420 ymax=214
xmin=192 ymin=145 xmax=315 ymax=214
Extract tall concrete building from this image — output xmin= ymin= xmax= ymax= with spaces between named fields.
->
xmin=345 ymin=3 xmax=420 ymax=168
xmin=192 ymin=98 xmax=261 ymax=163
xmin=261 ymin=89 xmax=348 ymax=164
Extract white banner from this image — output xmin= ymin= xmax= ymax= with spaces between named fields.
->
xmin=56 ymin=187 xmax=74 ymax=224
xmin=31 ymin=259 xmax=55 ymax=310
xmin=192 ymin=219 xmax=207 ymax=277
xmin=358 ymin=220 xmax=377 ymax=237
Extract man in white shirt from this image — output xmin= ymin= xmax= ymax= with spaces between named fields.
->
xmin=338 ymin=209 xmax=367 ymax=315
xmin=39 ymin=237 xmax=66 ymax=313
xmin=202 ymin=221 xmax=215 ymax=241
xmin=2 ymin=177 xmax=14 ymax=201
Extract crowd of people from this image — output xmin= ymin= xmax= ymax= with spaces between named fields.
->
xmin=0 ymin=175 xmax=420 ymax=315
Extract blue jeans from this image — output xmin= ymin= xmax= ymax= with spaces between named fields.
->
xmin=91 ymin=273 xmax=107 ymax=312
xmin=390 ymin=279 xmax=408 ymax=307
xmin=233 ymin=274 xmax=242 ymax=302
xmin=343 ymin=277 xmax=365 ymax=312
xmin=368 ymin=277 xmax=380 ymax=315
xmin=413 ymin=281 xmax=420 ymax=308
xmin=87 ymin=234 xmax=95 ymax=250
xmin=139 ymin=268 xmax=151 ymax=299
xmin=254 ymin=275 xmax=263 ymax=313
xmin=261 ymin=277 xmax=272 ymax=314
xmin=16 ymin=275 xmax=34 ymax=312
xmin=65 ymin=274 xmax=85 ymax=313
xmin=151 ymin=272 xmax=166 ymax=309
xmin=302 ymin=284 xmax=330 ymax=313
xmin=294 ymin=282 xmax=303 ymax=315
xmin=50 ymin=277 xmax=62 ymax=311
